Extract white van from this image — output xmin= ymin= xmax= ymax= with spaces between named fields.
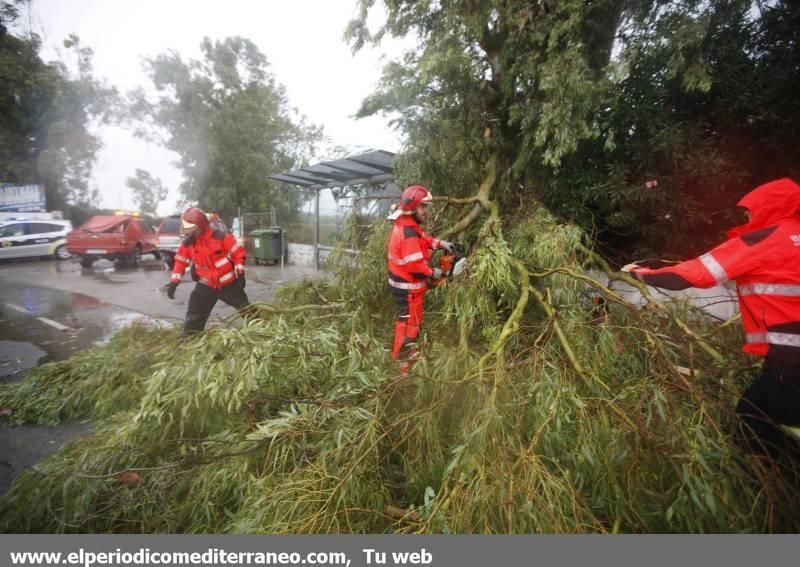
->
xmin=0 ymin=219 xmax=73 ymax=260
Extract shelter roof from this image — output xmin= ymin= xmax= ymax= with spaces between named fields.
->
xmin=271 ymin=150 xmax=396 ymax=190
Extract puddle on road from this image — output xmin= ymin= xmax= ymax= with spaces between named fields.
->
xmin=0 ymin=259 xmax=313 ymax=497
xmin=0 ymin=285 xmax=154 ymax=496
xmin=91 ymin=271 xmax=127 ymax=284
xmin=93 ymin=310 xmax=172 ymax=346
xmin=0 ymin=340 xmax=46 ymax=379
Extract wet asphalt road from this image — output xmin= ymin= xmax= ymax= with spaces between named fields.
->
xmin=0 ymin=255 xmax=324 ymax=495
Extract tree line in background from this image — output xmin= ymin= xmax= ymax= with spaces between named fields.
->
xmin=0 ymin=1 xmax=321 ymax=222
xmin=0 ymin=0 xmax=115 ymax=213
xmin=125 ymin=36 xmax=322 ymax=220
xmin=2 ymin=0 xmax=799 ymax=259
xmin=348 ymin=0 xmax=800 ymax=261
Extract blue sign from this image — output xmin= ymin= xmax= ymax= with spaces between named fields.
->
xmin=0 ymin=184 xmax=46 ymax=212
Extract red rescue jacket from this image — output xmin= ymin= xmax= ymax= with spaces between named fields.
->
xmin=170 ymin=228 xmax=245 ymax=289
xmin=387 ymin=215 xmax=443 ymax=293
xmin=631 ymin=178 xmax=800 ymax=363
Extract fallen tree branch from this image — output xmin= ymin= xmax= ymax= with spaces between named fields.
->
xmin=250 ymin=302 xmax=349 ymax=314
xmin=576 ymin=243 xmax=726 ymax=364
xmin=442 ymin=154 xmax=498 ymax=238
xmin=478 ymin=258 xmax=530 ymax=381
xmin=528 ymin=285 xmax=596 ymax=388
xmin=72 ymin=441 xmax=268 ymax=480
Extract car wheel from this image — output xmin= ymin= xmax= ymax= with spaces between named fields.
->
xmin=54 ymin=244 xmax=71 ymax=260
xmin=80 ymin=257 xmax=94 ymax=268
xmin=130 ymin=245 xmax=142 ymax=268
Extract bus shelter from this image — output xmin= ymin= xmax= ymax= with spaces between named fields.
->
xmin=270 ymin=149 xmax=396 ymax=270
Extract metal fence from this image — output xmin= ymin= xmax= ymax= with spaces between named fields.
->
xmin=239 ymin=184 xmax=401 ymax=266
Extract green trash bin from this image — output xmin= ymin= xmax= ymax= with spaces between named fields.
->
xmin=249 ymin=227 xmax=286 ymax=265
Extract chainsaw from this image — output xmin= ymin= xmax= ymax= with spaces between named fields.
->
xmin=431 ymin=243 xmax=467 ymax=286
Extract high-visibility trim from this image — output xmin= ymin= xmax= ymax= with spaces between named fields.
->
xmin=739 ymin=283 xmax=800 ymax=297
xmin=746 ymin=332 xmax=800 ymax=348
xmin=388 ymin=278 xmax=426 ymax=290
xmin=174 ymin=254 xmax=188 ymax=263
xmin=219 ymin=272 xmax=234 ymax=283
xmin=389 ymin=252 xmax=424 ymax=265
xmin=214 ymin=257 xmax=230 ymax=268
xmin=781 ymin=424 xmax=800 ymax=440
xmin=699 ymin=253 xmax=729 ymax=284
xmin=229 ymin=243 xmax=241 ymax=253
xmin=170 ymin=273 xmax=181 ymax=281
xmin=235 ymin=264 xmax=244 ymax=271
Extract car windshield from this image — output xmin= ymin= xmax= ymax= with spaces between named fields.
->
xmin=160 ymin=218 xmax=181 ymax=233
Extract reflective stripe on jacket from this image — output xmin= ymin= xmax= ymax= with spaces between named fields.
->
xmin=171 ymin=229 xmax=245 ymax=289
xmin=631 ymin=178 xmax=800 ymax=362
xmin=387 ymin=215 xmax=441 ymax=292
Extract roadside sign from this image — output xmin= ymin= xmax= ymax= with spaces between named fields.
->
xmin=0 ymin=184 xmax=46 ymax=212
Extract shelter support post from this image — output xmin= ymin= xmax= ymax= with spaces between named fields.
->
xmin=314 ymin=190 xmax=320 ymax=271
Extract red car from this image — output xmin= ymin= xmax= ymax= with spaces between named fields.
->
xmin=66 ymin=215 xmax=160 ymax=268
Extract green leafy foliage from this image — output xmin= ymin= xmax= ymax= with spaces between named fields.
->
xmin=0 ymin=324 xmax=172 ymax=425
xmin=128 ymin=37 xmax=322 ymax=219
xmin=1 ymin=206 xmax=797 ymax=533
xmin=2 ymin=0 xmax=799 ymax=536
xmin=125 ymin=169 xmax=168 ymax=216
xmin=348 ymin=0 xmax=800 ymax=262
xmin=0 ymin=16 xmax=116 ymax=209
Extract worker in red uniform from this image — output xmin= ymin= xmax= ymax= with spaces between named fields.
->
xmin=387 ymin=185 xmax=456 ymax=373
xmin=623 ymin=178 xmax=800 ymax=462
xmin=165 ymin=207 xmax=249 ymax=335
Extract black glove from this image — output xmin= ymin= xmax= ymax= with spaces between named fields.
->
xmin=166 ymin=282 xmax=178 ymax=299
xmin=237 ymin=272 xmax=246 ymax=290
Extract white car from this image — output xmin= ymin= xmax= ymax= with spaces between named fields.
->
xmin=0 ymin=219 xmax=73 ymax=260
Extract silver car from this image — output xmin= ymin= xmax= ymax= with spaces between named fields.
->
xmin=0 ymin=219 xmax=73 ymax=260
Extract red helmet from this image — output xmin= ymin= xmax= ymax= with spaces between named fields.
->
xmin=399 ymin=185 xmax=433 ymax=212
xmin=181 ymin=207 xmax=210 ymax=236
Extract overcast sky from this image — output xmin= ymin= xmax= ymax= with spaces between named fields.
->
xmin=25 ymin=0 xmax=408 ymax=216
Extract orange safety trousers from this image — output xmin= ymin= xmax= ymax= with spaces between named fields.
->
xmin=391 ymin=288 xmax=424 ymax=374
